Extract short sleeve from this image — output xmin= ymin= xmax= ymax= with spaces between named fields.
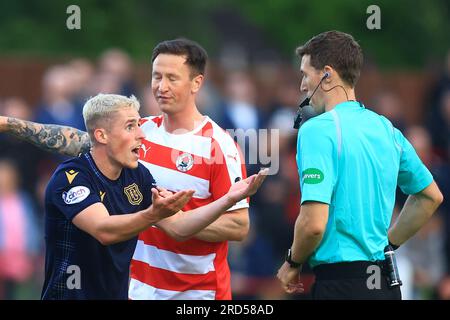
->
xmin=394 ymin=128 xmax=433 ymax=194
xmin=210 ymin=138 xmax=249 ymax=211
xmin=48 ymin=168 xmax=101 ymax=221
xmin=297 ymin=120 xmax=337 ymax=205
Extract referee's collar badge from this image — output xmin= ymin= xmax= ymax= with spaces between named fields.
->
xmin=176 ymin=153 xmax=194 ymax=172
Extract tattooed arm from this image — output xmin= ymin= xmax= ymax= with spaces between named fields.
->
xmin=0 ymin=116 xmax=91 ymax=157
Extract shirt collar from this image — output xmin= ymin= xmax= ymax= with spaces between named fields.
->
xmin=332 ymin=100 xmax=363 ymax=111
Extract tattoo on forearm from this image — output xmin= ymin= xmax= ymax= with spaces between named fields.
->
xmin=6 ymin=117 xmax=91 ymax=156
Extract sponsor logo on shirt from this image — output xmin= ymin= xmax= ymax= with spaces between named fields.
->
xmin=62 ymin=186 xmax=90 ymax=204
xmin=176 ymin=153 xmax=194 ymax=172
xmin=302 ymin=168 xmax=324 ymax=184
xmin=124 ymin=183 xmax=143 ymax=205
xmin=99 ymin=191 xmax=106 ymax=202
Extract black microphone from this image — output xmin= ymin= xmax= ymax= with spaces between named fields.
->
xmin=293 ymin=72 xmax=329 ymax=129
xmin=293 ymin=97 xmax=311 ymax=129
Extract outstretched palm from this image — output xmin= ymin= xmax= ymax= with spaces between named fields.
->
xmin=228 ymin=168 xmax=269 ymax=203
xmin=150 ymin=188 xmax=195 ymax=220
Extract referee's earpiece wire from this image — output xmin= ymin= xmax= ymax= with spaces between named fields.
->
xmin=321 ymin=84 xmax=349 ymax=101
xmin=293 ymin=72 xmax=329 ymax=129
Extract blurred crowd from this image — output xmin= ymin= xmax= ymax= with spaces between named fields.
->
xmin=0 ymin=47 xmax=449 ymax=300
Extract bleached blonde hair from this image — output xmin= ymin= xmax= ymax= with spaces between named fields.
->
xmin=82 ymin=93 xmax=140 ymax=141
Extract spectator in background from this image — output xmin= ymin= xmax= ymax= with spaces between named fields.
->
xmin=216 ymin=70 xmax=265 ymax=132
xmin=68 ymin=58 xmax=95 ymax=102
xmin=216 ymin=70 xmax=267 ymax=177
xmin=195 ymin=80 xmax=222 ymax=120
xmin=268 ymin=75 xmax=302 ymax=137
xmin=438 ymin=90 xmax=450 ymax=157
xmin=0 ymin=159 xmax=41 ymax=299
xmin=372 ymin=90 xmax=407 ymax=132
xmin=98 ymin=49 xmax=137 ymax=97
xmin=89 ymin=71 xmax=123 ymax=96
xmin=34 ymin=65 xmax=85 ymax=130
xmin=256 ymin=77 xmax=300 ymax=259
xmin=427 ymin=50 xmax=450 ymax=155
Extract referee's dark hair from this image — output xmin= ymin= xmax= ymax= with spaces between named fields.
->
xmin=152 ymin=38 xmax=208 ymax=78
xmin=296 ymin=30 xmax=363 ymax=88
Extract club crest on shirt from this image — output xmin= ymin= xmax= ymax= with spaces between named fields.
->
xmin=124 ymin=183 xmax=143 ymax=205
xmin=176 ymin=153 xmax=194 ymax=172
xmin=62 ymin=186 xmax=90 ymax=205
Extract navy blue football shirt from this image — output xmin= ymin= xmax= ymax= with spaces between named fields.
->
xmin=41 ymin=152 xmax=155 ymax=300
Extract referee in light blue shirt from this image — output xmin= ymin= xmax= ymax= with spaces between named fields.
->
xmin=277 ymin=31 xmax=444 ymax=300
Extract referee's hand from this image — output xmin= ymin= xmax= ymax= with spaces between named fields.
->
xmin=277 ymin=262 xmax=304 ymax=294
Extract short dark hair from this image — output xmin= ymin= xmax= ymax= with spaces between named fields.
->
xmin=296 ymin=31 xmax=363 ymax=88
xmin=152 ymin=38 xmax=208 ymax=77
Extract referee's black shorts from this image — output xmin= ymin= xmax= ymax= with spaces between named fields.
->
xmin=311 ymin=261 xmax=402 ymax=300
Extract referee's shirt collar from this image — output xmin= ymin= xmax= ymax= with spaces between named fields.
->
xmin=332 ymin=100 xmax=364 ymax=111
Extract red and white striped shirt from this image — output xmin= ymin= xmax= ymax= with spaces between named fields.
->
xmin=129 ymin=115 xmax=248 ymax=300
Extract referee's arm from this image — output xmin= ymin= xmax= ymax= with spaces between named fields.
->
xmin=290 ymin=201 xmax=329 ymax=264
xmin=277 ymin=201 xmax=328 ymax=293
xmin=388 ymin=180 xmax=443 ymax=247
xmin=389 ymin=128 xmax=444 ymax=248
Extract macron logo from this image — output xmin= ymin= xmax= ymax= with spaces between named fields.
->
xmin=63 ymin=186 xmax=90 ymax=205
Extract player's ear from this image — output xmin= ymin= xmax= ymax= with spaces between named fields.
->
xmin=191 ymin=74 xmax=204 ymax=94
xmin=93 ymin=128 xmax=108 ymax=144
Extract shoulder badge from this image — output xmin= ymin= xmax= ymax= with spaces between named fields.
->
xmin=62 ymin=186 xmax=90 ymax=205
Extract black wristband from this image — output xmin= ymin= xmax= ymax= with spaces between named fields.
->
xmin=389 ymin=240 xmax=399 ymax=250
xmin=285 ymin=248 xmax=302 ymax=268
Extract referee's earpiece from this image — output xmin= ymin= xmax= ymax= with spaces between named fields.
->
xmin=323 ymin=72 xmax=330 ymax=79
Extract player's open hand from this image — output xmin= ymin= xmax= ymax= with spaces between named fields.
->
xmin=227 ymin=168 xmax=269 ymax=203
xmin=155 ymin=186 xmax=174 ymax=198
xmin=149 ymin=187 xmax=195 ymax=220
